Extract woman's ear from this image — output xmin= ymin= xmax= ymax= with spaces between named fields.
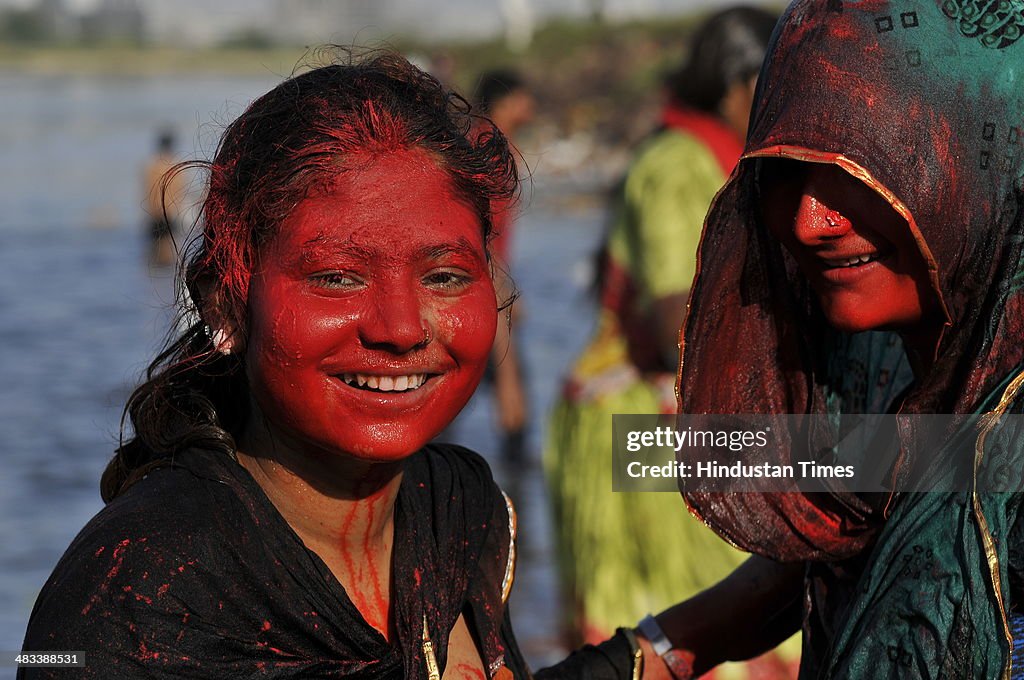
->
xmin=210 ymin=328 xmax=236 ymax=355
xmin=197 ymin=277 xmax=245 ymax=356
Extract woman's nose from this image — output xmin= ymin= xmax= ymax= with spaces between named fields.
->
xmin=791 ymin=166 xmax=854 ymax=246
xmin=358 ymin=281 xmax=431 ymax=353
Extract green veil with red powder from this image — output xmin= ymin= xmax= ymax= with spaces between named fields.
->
xmin=677 ymin=0 xmax=1024 ymax=676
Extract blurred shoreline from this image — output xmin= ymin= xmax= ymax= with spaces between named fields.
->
xmin=0 ymin=11 xmax=718 ymax=163
xmin=0 ymin=9 xmax=750 ymax=210
xmin=0 ymin=45 xmax=315 ymax=76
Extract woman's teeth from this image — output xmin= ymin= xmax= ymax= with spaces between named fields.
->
xmin=828 ymin=254 xmax=878 ymax=268
xmin=341 ymin=374 xmax=428 ymax=392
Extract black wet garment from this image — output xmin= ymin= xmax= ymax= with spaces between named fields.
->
xmin=20 ymin=444 xmax=525 ymax=679
xmin=534 ymin=630 xmax=639 ymax=680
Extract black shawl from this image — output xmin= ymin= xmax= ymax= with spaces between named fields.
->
xmin=20 ymin=444 xmax=525 ymax=679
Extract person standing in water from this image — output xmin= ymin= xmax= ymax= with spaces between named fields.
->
xmin=474 ymin=69 xmax=536 ymax=463
xmin=21 ymin=52 xmax=527 ymax=679
xmin=142 ymin=128 xmax=189 ymax=268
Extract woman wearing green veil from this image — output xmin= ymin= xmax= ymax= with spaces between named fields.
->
xmin=634 ymin=0 xmax=1024 ymax=677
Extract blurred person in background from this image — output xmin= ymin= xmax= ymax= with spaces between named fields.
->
xmin=472 ymin=69 xmax=537 ymax=462
xmin=543 ymin=7 xmax=797 ymax=675
xmin=142 ymin=128 xmax=189 ymax=268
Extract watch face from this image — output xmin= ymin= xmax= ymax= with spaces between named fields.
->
xmin=637 ymin=614 xmax=672 ymax=655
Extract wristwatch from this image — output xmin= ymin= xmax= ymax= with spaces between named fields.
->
xmin=636 ymin=614 xmax=696 ymax=680
xmin=637 ymin=614 xmax=672 ymax=655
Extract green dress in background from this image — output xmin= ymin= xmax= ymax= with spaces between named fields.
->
xmin=546 ymin=119 xmax=799 ymax=675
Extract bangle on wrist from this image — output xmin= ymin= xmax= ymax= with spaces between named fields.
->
xmin=636 ymin=614 xmax=697 ymax=680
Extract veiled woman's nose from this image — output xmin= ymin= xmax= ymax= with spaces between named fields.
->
xmin=792 ymin=168 xmax=854 ymax=246
xmin=792 ymin=194 xmax=853 ymax=245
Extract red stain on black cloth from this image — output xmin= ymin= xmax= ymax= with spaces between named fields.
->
xmin=18 ymin=445 xmax=525 ymax=679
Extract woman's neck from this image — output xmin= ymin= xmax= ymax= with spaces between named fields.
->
xmin=236 ymin=414 xmax=404 ymax=639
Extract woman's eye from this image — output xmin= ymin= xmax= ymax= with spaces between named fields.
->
xmin=423 ymin=270 xmax=473 ymax=291
xmin=310 ymin=272 xmax=362 ymax=290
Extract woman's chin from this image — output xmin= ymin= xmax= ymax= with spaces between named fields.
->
xmin=819 ymin=297 xmax=907 ymax=334
xmin=821 ymin=305 xmax=926 ymax=336
xmin=340 ymin=433 xmax=442 ymax=462
xmin=823 ymin=315 xmax=879 ymax=334
xmin=819 ymin=302 xmax=902 ymax=334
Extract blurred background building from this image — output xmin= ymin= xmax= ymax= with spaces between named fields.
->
xmin=1 ymin=0 xmax=732 ymax=45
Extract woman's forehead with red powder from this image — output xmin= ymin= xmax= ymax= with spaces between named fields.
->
xmin=268 ymin=147 xmax=486 ymax=266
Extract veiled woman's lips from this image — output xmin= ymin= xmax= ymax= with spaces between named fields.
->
xmin=821 ymin=252 xmax=883 ymax=269
xmin=813 ymin=250 xmax=891 ymax=285
xmin=336 ymin=372 xmax=436 ymax=393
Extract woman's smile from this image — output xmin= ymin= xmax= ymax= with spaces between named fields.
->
xmin=329 ymin=370 xmax=444 ymax=409
xmin=820 ymin=251 xmax=884 ymax=269
xmin=806 ymin=246 xmax=892 ymax=284
xmin=336 ymin=372 xmax=433 ymax=392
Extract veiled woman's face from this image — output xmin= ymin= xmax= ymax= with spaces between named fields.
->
xmin=243 ymin=148 xmax=497 ymax=461
xmin=761 ymin=161 xmax=939 ymax=334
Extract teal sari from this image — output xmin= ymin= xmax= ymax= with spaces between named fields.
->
xmin=678 ymin=0 xmax=1024 ymax=676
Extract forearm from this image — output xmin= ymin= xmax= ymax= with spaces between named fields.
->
xmin=536 ymin=556 xmax=803 ymax=680
xmin=645 ymin=555 xmax=804 ymax=676
xmin=491 ymin=318 xmax=527 ymax=432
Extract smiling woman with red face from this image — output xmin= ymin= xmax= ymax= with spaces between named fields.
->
xmin=20 ymin=53 xmax=527 ymax=680
xmin=759 ymin=160 xmax=944 ymax=370
xmin=243 ymin=150 xmax=497 ymax=463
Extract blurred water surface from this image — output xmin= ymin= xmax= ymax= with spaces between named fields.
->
xmin=0 ymin=72 xmax=601 ymax=670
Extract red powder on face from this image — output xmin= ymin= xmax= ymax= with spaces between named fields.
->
xmin=244 ymin=147 xmax=497 ymax=462
xmin=765 ymin=164 xmax=936 ymax=333
xmin=262 ymin=620 xmax=272 ymax=632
